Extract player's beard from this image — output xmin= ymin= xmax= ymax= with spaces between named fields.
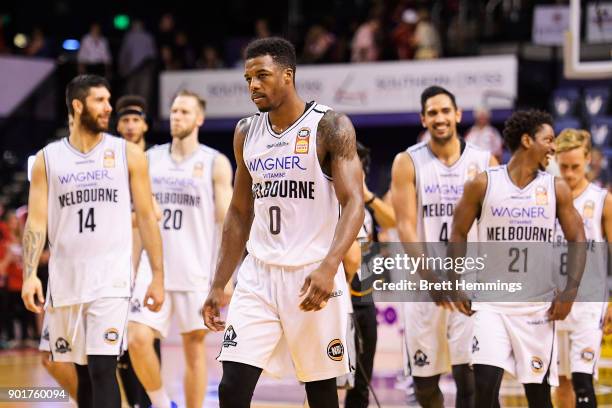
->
xmin=172 ymin=123 xmax=196 ymax=140
xmin=80 ymin=104 xmax=108 ymax=133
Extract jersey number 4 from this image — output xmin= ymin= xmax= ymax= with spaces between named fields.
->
xmin=78 ymin=208 xmax=96 ymax=233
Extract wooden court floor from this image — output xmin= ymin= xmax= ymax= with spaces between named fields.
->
xmin=2 ymin=344 xmax=612 ymax=407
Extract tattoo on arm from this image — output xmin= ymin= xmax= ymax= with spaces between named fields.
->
xmin=317 ymin=110 xmax=357 ymax=161
xmin=22 ymin=229 xmax=44 ymax=279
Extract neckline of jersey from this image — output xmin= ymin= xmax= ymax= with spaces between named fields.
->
xmin=63 ymin=133 xmax=106 ymax=158
xmin=264 ymin=101 xmax=316 ymax=139
xmin=167 ymin=143 xmax=202 ymax=166
xmin=425 ymin=137 xmax=468 ymax=171
xmin=502 ymin=164 xmax=544 ymax=193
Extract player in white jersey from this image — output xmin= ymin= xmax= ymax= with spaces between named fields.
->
xmin=21 ymin=75 xmax=164 ymax=408
xmin=391 ymin=86 xmax=495 ymax=408
xmin=202 ymin=37 xmax=363 ymax=408
xmin=115 ymin=94 xmax=164 ymax=408
xmin=128 ymin=90 xmax=233 ymax=408
xmin=450 ymin=110 xmax=586 ymax=407
xmin=552 ymin=129 xmax=612 ymax=408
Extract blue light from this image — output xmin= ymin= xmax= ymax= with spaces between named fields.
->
xmin=62 ymin=39 xmax=80 ymax=51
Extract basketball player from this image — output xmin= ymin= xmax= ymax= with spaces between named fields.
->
xmin=115 ymin=94 xmax=163 ymax=408
xmin=202 ymin=37 xmax=363 ymax=408
xmin=553 ymin=129 xmax=611 ymax=408
xmin=128 ymin=90 xmax=233 ymax=408
xmin=450 ymin=110 xmax=586 ymax=407
xmin=21 ymin=74 xmax=164 ymax=408
xmin=391 ymin=85 xmax=496 ymax=408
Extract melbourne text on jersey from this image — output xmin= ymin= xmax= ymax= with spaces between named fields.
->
xmin=152 ymin=176 xmax=201 ymax=207
xmin=58 ymin=188 xmax=119 ymax=208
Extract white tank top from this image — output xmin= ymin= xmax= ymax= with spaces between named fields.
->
xmin=147 ymin=144 xmax=219 ymax=291
xmin=407 ymin=140 xmax=490 ymax=242
xmin=44 ymin=134 xmax=132 ymax=306
xmin=474 ymin=165 xmax=557 ymax=314
xmin=553 ymin=183 xmax=608 ymax=317
xmin=243 ymin=102 xmax=339 ymax=266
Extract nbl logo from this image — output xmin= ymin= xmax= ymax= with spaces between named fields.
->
xmin=294 ymin=127 xmax=310 ymax=154
xmin=327 ymin=339 xmax=344 ymax=361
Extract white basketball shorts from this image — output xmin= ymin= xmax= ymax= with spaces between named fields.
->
xmin=217 ymin=254 xmax=350 ymax=382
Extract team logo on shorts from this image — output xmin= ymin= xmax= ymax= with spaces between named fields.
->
xmin=581 ymin=348 xmax=595 ymax=362
xmin=294 ymin=128 xmax=310 ymax=154
xmin=472 ymin=336 xmax=480 ymax=353
xmin=413 ymin=349 xmax=430 ymax=367
xmin=535 ymin=186 xmax=548 ymax=205
xmin=466 ymin=163 xmax=479 ymax=181
xmin=327 ymin=339 xmax=344 ymax=361
xmin=103 ymin=149 xmax=116 ymax=168
xmin=55 ymin=337 xmax=71 ymax=354
xmin=42 ymin=327 xmax=50 ymax=341
xmin=223 ymin=326 xmax=237 ymax=348
xmin=583 ymin=200 xmax=595 ymax=219
xmin=531 ymin=356 xmax=544 ymax=373
xmin=104 ymin=328 xmax=120 ymax=344
xmin=193 ymin=161 xmax=204 ymax=178
xmin=130 ymin=298 xmax=141 ymax=313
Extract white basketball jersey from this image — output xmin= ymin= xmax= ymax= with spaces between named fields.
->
xmin=407 ymin=140 xmax=490 ymax=242
xmin=44 ymin=134 xmax=132 ymax=307
xmin=553 ymin=183 xmax=608 ymax=308
xmin=243 ymin=102 xmax=339 ymax=266
xmin=474 ymin=165 xmax=557 ymax=314
xmin=148 ymin=144 xmax=219 ymax=291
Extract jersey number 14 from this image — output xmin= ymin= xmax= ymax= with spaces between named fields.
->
xmin=78 ymin=208 xmax=96 ymax=233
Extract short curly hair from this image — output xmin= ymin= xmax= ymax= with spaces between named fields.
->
xmin=502 ymin=110 xmax=553 ymax=153
xmin=245 ymin=37 xmax=297 ymax=75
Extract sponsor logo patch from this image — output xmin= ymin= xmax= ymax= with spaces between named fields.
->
xmin=583 ymin=200 xmax=595 ymax=219
xmin=55 ymin=337 xmax=72 ymax=354
xmin=327 ymin=339 xmax=344 ymax=361
xmin=472 ymin=336 xmax=480 ymax=353
xmin=193 ymin=161 xmax=204 ymax=178
xmin=581 ymin=347 xmax=595 ymax=362
xmin=294 ymin=128 xmax=310 ymax=154
xmin=535 ymin=185 xmax=548 ymax=205
xmin=223 ymin=325 xmax=237 ymax=348
xmin=531 ymin=356 xmax=544 ymax=373
xmin=104 ymin=328 xmax=120 ymax=344
xmin=414 ymin=349 xmax=430 ymax=367
xmin=103 ymin=149 xmax=115 ymax=168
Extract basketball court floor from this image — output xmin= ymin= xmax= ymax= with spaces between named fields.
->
xmin=3 ymin=333 xmax=612 ymax=407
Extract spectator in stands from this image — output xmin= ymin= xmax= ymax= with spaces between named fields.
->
xmin=301 ymin=24 xmax=337 ymax=64
xmin=0 ymin=15 xmax=8 ymax=54
xmin=157 ymin=13 xmax=176 ymax=50
xmin=196 ymin=45 xmax=224 ymax=69
xmin=25 ymin=27 xmax=53 ymax=58
xmin=391 ymin=9 xmax=417 ymax=60
xmin=118 ymin=20 xmax=157 ymax=107
xmin=465 ymin=107 xmax=504 ymax=162
xmin=588 ymin=147 xmax=611 ymax=190
xmin=1 ymin=209 xmax=35 ymax=348
xmin=173 ymin=31 xmax=195 ymax=69
xmin=413 ymin=9 xmax=441 ymax=59
xmin=351 ymin=15 xmax=382 ymax=62
xmin=77 ymin=22 xmax=112 ymax=77
xmin=254 ymin=18 xmax=271 ymax=39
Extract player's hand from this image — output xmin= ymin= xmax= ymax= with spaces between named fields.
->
xmin=143 ymin=277 xmax=164 ymax=312
xmin=203 ymin=286 xmax=226 ymax=331
xmin=21 ymin=276 xmax=44 ymax=313
xmin=299 ymin=264 xmax=336 ymax=312
xmin=451 ymin=291 xmax=473 ymax=316
xmin=547 ymin=288 xmax=577 ymax=321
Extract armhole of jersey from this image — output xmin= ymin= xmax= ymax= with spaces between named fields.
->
xmin=122 ymin=139 xmax=129 ymax=187
xmin=210 ymin=151 xmax=218 ymax=203
xmin=477 ymin=169 xmax=491 ymax=225
xmin=314 ymin=111 xmax=333 ymax=182
xmin=42 ymin=147 xmax=50 ymax=204
xmin=551 ymin=174 xmax=558 ymax=222
xmin=407 ymin=151 xmax=419 ymax=198
xmin=599 ymin=189 xmax=608 ymax=239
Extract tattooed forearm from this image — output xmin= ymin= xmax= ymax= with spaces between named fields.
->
xmin=317 ymin=110 xmax=357 ymax=161
xmin=22 ymin=228 xmax=45 ymax=279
